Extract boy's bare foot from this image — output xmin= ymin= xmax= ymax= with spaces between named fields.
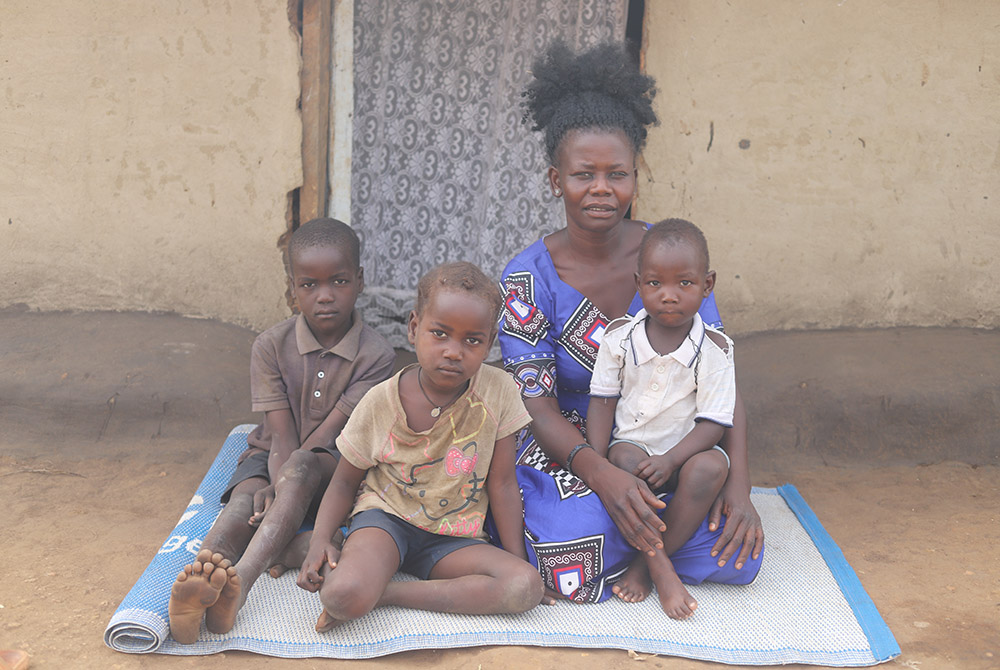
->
xmin=612 ymin=554 xmax=652 ymax=603
xmin=315 ymin=608 xmax=349 ymax=633
xmin=168 ymin=549 xmax=232 ymax=644
xmin=203 ymin=556 xmax=242 ymax=635
xmin=648 ymin=556 xmax=698 ymax=620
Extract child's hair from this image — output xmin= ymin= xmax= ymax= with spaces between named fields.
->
xmin=522 ymin=39 xmax=658 ymax=163
xmin=639 ymin=218 xmax=711 ymax=275
xmin=415 ymin=262 xmax=503 ymax=327
xmin=287 ymin=218 xmax=361 ymax=275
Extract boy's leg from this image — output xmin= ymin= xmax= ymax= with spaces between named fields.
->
xmin=645 ymin=449 xmax=729 ymax=619
xmin=380 ymin=543 xmax=543 ymax=615
xmin=607 ymin=441 xmax=658 ymax=603
xmin=205 ymin=449 xmax=336 ymax=634
xmin=168 ymin=475 xmax=266 ymax=644
xmin=315 ymin=527 xmax=400 ymax=632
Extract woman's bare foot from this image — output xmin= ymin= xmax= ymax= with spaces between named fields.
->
xmin=648 ymin=554 xmax=698 ymax=620
xmin=611 ymin=554 xmax=652 ymax=603
xmin=168 ymin=549 xmax=232 ymax=644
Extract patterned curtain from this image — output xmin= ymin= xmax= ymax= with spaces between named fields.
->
xmin=348 ymin=0 xmax=627 ymax=348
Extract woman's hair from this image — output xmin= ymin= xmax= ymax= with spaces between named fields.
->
xmin=523 ymin=40 xmax=658 ymax=163
xmin=415 ymin=262 xmax=504 ymax=327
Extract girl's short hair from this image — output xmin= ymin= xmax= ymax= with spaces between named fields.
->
xmin=416 ymin=262 xmax=503 ymax=327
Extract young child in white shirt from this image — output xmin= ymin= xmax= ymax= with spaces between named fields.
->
xmin=588 ymin=219 xmax=735 ymax=620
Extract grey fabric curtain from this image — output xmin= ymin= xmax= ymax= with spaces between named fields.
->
xmin=346 ymin=0 xmax=627 ymax=348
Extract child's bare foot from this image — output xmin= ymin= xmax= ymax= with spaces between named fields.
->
xmin=168 ymin=549 xmax=231 ymax=644
xmin=268 ymin=531 xmax=313 ymax=578
xmin=612 ymin=554 xmax=652 ymax=603
xmin=315 ymin=608 xmax=349 ymax=633
xmin=204 ymin=557 xmax=242 ymax=635
xmin=648 ymin=556 xmax=698 ymax=620
xmin=0 ymin=649 xmax=30 ymax=670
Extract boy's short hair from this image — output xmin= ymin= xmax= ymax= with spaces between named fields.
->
xmin=287 ymin=218 xmax=361 ymax=275
xmin=416 ymin=262 xmax=503 ymax=328
xmin=639 ymin=218 xmax=711 ymax=275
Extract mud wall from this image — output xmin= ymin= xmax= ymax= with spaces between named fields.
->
xmin=1 ymin=2 xmax=301 ymax=330
xmin=640 ymin=1 xmax=999 ymax=334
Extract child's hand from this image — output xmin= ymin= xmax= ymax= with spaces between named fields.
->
xmin=297 ymin=541 xmax=341 ymax=592
xmin=633 ymin=454 xmax=675 ymax=491
xmin=249 ymin=484 xmax=276 ymax=526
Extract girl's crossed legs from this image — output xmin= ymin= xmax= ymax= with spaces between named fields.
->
xmin=316 ymin=510 xmax=542 ymax=631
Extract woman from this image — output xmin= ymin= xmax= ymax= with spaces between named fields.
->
xmin=498 ymin=41 xmax=764 ymax=605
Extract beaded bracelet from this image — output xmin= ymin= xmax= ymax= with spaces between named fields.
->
xmin=564 ymin=442 xmax=593 ymax=476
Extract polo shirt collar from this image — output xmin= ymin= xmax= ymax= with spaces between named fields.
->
xmin=630 ymin=310 xmax=706 ymax=369
xmin=294 ymin=309 xmax=364 ymax=360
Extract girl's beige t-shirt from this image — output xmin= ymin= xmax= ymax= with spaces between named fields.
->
xmin=337 ymin=364 xmax=530 ymax=540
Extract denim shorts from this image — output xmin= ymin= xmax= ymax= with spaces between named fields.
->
xmin=346 ymin=508 xmax=485 ymax=579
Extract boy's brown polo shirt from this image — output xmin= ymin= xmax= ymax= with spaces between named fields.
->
xmin=246 ymin=310 xmax=395 ymax=453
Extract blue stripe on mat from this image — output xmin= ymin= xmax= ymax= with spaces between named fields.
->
xmin=776 ymin=484 xmax=901 ymax=662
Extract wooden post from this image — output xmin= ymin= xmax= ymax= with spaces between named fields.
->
xmin=300 ymin=0 xmax=332 ymax=223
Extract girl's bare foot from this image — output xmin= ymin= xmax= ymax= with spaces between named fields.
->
xmin=648 ymin=555 xmax=698 ymax=620
xmin=315 ymin=608 xmax=348 ymax=633
xmin=611 ymin=554 xmax=652 ymax=603
xmin=0 ymin=649 xmax=30 ymax=670
xmin=168 ymin=549 xmax=231 ymax=644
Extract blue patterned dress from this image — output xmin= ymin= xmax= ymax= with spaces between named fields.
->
xmin=498 ymin=236 xmax=760 ymax=603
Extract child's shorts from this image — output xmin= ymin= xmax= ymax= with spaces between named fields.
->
xmin=220 ymin=445 xmax=340 ymax=503
xmin=346 ymin=508 xmax=485 ymax=579
xmin=608 ymin=439 xmax=731 ymax=469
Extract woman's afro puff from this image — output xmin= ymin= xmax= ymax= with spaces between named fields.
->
xmin=523 ymin=40 xmax=658 ymax=162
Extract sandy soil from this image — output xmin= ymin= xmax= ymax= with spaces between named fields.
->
xmin=1 ymin=309 xmax=997 ymax=669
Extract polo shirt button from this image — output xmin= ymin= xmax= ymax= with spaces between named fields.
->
xmin=656 ymin=365 xmax=665 ymax=373
xmin=650 ymin=383 xmax=659 ymax=391
xmin=317 ymin=371 xmax=325 ymax=378
xmin=313 ymin=390 xmax=322 ymax=398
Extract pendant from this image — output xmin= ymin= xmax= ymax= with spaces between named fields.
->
xmin=430 ymin=407 xmax=441 ymax=418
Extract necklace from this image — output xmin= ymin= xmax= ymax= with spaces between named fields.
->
xmin=416 ymin=368 xmax=465 ymax=418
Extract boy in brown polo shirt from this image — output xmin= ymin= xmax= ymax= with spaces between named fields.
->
xmin=167 ymin=218 xmax=395 ymax=644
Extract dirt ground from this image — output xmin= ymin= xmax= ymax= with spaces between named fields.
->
xmin=1 ymin=308 xmax=997 ymax=670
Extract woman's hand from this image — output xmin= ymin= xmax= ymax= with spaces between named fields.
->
xmin=583 ymin=455 xmax=666 ymax=556
xmin=708 ymin=486 xmax=764 ymax=570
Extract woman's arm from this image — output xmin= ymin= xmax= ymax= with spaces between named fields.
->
xmin=524 ymin=396 xmax=666 ymax=556
xmin=709 ymin=384 xmax=765 ymax=569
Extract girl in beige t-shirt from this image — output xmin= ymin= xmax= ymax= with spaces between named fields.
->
xmin=297 ymin=262 xmax=543 ymax=631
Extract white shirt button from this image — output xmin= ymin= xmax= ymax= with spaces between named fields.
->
xmin=656 ymin=365 xmax=665 ymax=373
xmin=317 ymin=371 xmax=325 ymax=378
xmin=313 ymin=390 xmax=322 ymax=398
xmin=650 ymin=383 xmax=659 ymax=391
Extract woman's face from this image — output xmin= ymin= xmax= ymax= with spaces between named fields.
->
xmin=549 ymin=128 xmax=637 ymax=235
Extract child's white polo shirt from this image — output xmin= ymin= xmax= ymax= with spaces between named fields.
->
xmin=589 ymin=310 xmax=736 ymax=456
